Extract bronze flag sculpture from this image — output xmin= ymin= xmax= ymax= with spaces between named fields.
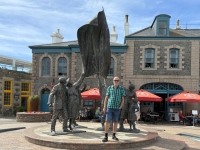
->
xmin=77 ymin=9 xmax=111 ymax=79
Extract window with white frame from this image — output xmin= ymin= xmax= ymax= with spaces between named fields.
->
xmin=145 ymin=48 xmax=155 ymax=68
xmin=58 ymin=57 xmax=67 ymax=76
xmin=108 ymin=57 xmax=114 ymax=76
xmin=169 ymin=48 xmax=179 ymax=68
xmin=42 ymin=57 xmax=50 ymax=76
xmin=159 ymin=21 xmax=167 ymax=35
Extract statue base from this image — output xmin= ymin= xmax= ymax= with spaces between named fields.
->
xmin=43 ymin=130 xmax=86 ymax=136
xmin=73 ymin=125 xmax=88 ymax=128
xmin=24 ymin=122 xmax=158 ymax=149
xmin=117 ymin=128 xmax=140 ymax=133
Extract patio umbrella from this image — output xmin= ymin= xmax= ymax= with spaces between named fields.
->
xmin=136 ymin=89 xmax=162 ymax=102
xmin=166 ymin=91 xmax=200 ymax=103
xmin=81 ymin=88 xmax=101 ymax=100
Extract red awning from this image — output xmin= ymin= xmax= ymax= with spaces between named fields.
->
xmin=166 ymin=91 xmax=200 ymax=103
xmin=136 ymin=89 xmax=162 ymax=102
xmin=81 ymin=88 xmax=101 ymax=100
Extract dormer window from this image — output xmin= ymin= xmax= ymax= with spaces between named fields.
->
xmin=159 ymin=21 xmax=167 ymax=35
xmin=151 ymin=14 xmax=171 ymax=36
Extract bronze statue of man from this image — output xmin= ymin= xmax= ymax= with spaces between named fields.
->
xmin=66 ymin=73 xmax=85 ymax=130
xmin=47 ymin=77 xmax=69 ymax=134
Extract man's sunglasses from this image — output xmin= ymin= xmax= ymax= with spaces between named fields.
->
xmin=114 ymin=80 xmax=119 ymax=82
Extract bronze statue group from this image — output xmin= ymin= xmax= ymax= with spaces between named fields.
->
xmin=47 ymin=73 xmax=85 ymax=134
xmin=47 ymin=75 xmax=140 ymax=140
xmin=47 ymin=9 xmax=140 ymax=140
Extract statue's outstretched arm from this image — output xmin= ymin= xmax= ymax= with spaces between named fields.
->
xmin=47 ymin=86 xmax=57 ymax=106
xmin=80 ymin=83 xmax=87 ymax=93
xmin=74 ymin=73 xmax=85 ymax=89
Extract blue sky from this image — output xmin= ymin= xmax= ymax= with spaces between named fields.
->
xmin=0 ymin=0 xmax=200 ymax=62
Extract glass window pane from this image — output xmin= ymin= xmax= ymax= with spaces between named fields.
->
xmin=159 ymin=29 xmax=166 ymax=35
xmin=4 ymin=81 xmax=11 ymax=90
xmin=108 ymin=58 xmax=114 ymax=76
xmin=145 ymin=49 xmax=155 ymax=68
xmin=21 ymin=83 xmax=29 ymax=91
xmin=58 ymin=57 xmax=67 ymax=76
xmin=42 ymin=57 xmax=50 ymax=76
xmin=159 ymin=21 xmax=167 ymax=28
xmin=4 ymin=92 xmax=11 ymax=105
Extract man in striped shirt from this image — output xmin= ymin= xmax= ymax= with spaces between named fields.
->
xmin=102 ymin=76 xmax=126 ymax=142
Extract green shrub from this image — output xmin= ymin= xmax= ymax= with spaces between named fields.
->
xmin=30 ymin=95 xmax=39 ymax=102
xmin=14 ymin=106 xmax=27 ymax=115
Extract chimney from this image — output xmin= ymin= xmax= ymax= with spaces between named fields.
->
xmin=110 ymin=26 xmax=118 ymax=43
xmin=51 ymin=29 xmax=64 ymax=43
xmin=124 ymin=15 xmax=129 ymax=36
xmin=175 ymin=20 xmax=181 ymax=30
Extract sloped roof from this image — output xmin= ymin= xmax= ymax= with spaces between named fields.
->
xmin=127 ymin=27 xmax=200 ymax=37
xmin=127 ymin=27 xmax=155 ymax=36
xmin=29 ymin=40 xmax=126 ymax=47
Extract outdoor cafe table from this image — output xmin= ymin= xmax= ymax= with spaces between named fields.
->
xmin=147 ymin=114 xmax=159 ymax=124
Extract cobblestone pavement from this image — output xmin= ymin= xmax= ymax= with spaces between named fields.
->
xmin=0 ymin=117 xmax=200 ymax=150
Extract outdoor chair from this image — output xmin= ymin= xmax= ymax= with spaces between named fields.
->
xmin=144 ymin=114 xmax=151 ymax=122
xmin=179 ymin=117 xmax=184 ymax=125
xmin=141 ymin=112 xmax=146 ymax=122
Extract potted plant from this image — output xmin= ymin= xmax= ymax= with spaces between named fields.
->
xmin=30 ymin=95 xmax=39 ymax=111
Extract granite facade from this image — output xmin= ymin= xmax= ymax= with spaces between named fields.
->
xmin=133 ymin=41 xmax=191 ymax=75
xmin=0 ymin=69 xmax=31 ymax=116
xmin=32 ymin=53 xmax=71 ymax=95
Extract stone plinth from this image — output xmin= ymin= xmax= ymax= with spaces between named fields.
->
xmin=24 ymin=122 xmax=158 ymax=149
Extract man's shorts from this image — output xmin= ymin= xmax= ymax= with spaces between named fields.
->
xmin=105 ymin=108 xmax=121 ymax=123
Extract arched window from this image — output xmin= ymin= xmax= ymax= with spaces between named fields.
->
xmin=58 ymin=57 xmax=67 ymax=76
xmin=42 ymin=57 xmax=50 ymax=76
xmin=108 ymin=57 xmax=114 ymax=76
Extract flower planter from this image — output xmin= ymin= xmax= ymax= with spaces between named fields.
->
xmin=16 ymin=112 xmax=51 ymax=122
xmin=30 ymin=101 xmax=39 ymax=111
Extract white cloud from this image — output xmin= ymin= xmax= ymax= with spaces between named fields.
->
xmin=0 ymin=0 xmax=200 ymax=61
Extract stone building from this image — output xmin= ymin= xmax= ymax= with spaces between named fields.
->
xmin=30 ymin=14 xmax=200 ymax=120
xmin=0 ymin=55 xmax=31 ymax=116
xmin=124 ymin=14 xmax=200 ymax=118
xmin=29 ymin=28 xmax=127 ymax=112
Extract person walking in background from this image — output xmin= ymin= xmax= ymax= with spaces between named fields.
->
xmin=135 ymin=101 xmax=141 ymax=124
xmin=102 ymin=76 xmax=126 ymax=142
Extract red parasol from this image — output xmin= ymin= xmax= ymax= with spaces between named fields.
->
xmin=81 ymin=88 xmax=101 ymax=100
xmin=166 ymin=91 xmax=200 ymax=103
xmin=136 ymin=89 xmax=162 ymax=102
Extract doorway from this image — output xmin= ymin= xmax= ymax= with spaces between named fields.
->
xmin=140 ymin=82 xmax=184 ymax=121
xmin=21 ymin=97 xmax=28 ymax=108
xmin=154 ymin=94 xmax=167 ymax=112
xmin=41 ymin=89 xmax=50 ymax=112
